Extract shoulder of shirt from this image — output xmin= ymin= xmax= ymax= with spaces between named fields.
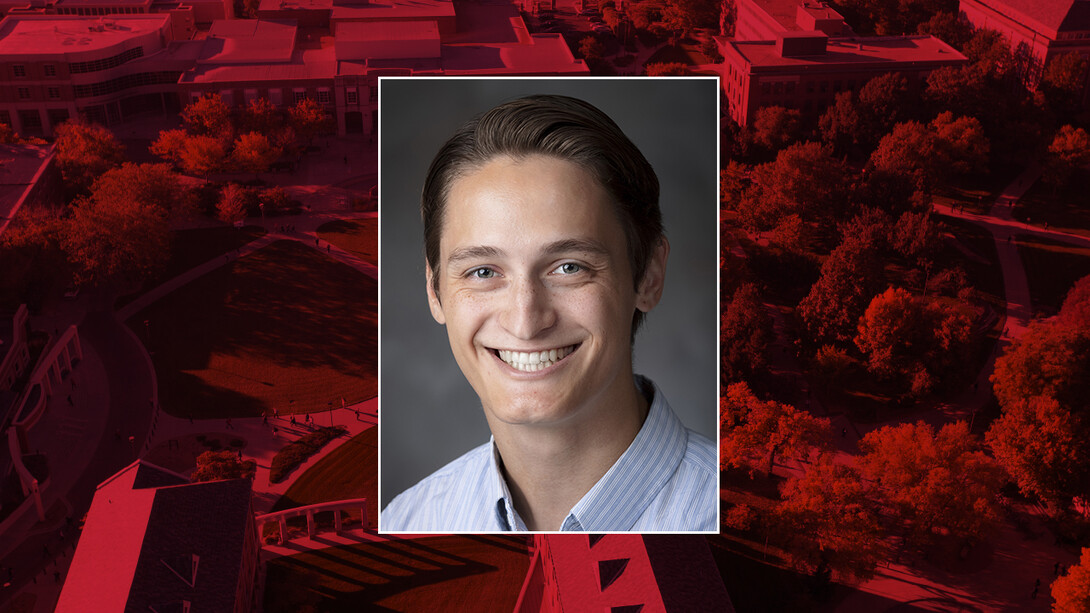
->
xmin=382 ymin=441 xmax=492 ymax=529
xmin=681 ymin=428 xmax=717 ymax=475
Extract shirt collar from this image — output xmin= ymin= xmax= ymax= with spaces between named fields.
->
xmin=484 ymin=376 xmax=688 ymax=532
xmin=486 ymin=436 xmax=525 ymax=531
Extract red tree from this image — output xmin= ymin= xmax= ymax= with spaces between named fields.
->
xmin=858 ymin=421 xmax=1004 ymax=547
xmin=1052 ymin=547 xmax=1090 ymax=613
xmin=720 ymin=382 xmax=831 ymax=477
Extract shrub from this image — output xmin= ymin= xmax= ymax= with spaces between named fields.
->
xmin=269 ymin=426 xmax=347 ymax=483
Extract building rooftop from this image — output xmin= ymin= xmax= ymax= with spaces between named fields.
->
xmin=727 ymin=34 xmax=966 ymax=68
xmin=57 ymin=461 xmax=253 ymax=613
xmin=0 ymin=14 xmax=169 ymax=55
xmin=441 ymin=33 xmax=587 ymax=74
xmin=200 ymin=19 xmax=297 ymax=63
xmin=748 ymin=0 xmax=841 ymax=31
xmin=966 ymin=0 xmax=1090 ymax=37
xmin=126 ymin=479 xmax=253 ymax=611
xmin=329 ymin=0 xmax=455 ymax=22
xmin=52 ymin=0 xmax=152 ymax=7
xmin=182 ymin=43 xmax=336 ymax=82
xmin=334 ymin=18 xmax=436 ymax=43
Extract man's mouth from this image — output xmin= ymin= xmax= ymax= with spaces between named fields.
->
xmin=495 ymin=345 xmax=578 ymax=372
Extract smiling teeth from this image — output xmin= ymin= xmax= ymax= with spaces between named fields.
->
xmin=498 ymin=346 xmax=575 ymax=372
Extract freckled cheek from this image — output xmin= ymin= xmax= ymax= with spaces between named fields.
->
xmin=446 ymin=292 xmax=500 ymax=340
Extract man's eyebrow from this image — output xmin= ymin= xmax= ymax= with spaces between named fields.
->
xmin=447 ymin=245 xmax=503 ymax=267
xmin=445 ymin=239 xmax=610 ymax=267
xmin=542 ymin=238 xmax=611 ymax=258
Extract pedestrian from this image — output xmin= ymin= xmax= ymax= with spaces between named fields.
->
xmin=237 ymin=449 xmax=242 ymax=461
xmin=273 ymin=426 xmax=279 ymax=436
xmin=67 ymin=394 xmax=73 ymax=405
xmin=327 ymin=244 xmax=330 ymax=252
xmin=115 ymin=428 xmax=121 ymax=440
xmin=1007 ymin=235 xmax=1012 ymax=243
xmin=1044 ymin=221 xmax=1049 ymax=230
xmin=315 ymin=237 xmax=319 ymax=247
xmin=273 ymin=407 xmax=279 ymax=419
xmin=354 ymin=408 xmax=360 ymax=421
xmin=290 ymin=415 xmax=297 ymax=426
xmin=43 ymin=544 xmax=49 ymax=558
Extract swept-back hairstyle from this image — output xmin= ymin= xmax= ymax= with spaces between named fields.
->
xmin=421 ymin=94 xmax=663 ymax=334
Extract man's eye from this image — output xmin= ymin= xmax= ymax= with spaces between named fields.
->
xmin=556 ymin=263 xmax=582 ymax=274
xmin=471 ymin=268 xmax=495 ymax=279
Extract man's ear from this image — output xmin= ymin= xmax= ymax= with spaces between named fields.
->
xmin=636 ymin=237 xmax=669 ymax=313
xmin=425 ymin=261 xmax=446 ymax=325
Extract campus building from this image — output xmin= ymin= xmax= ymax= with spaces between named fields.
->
xmin=718 ymin=31 xmax=967 ymax=126
xmin=734 ymin=0 xmax=853 ymax=41
xmin=0 ymin=0 xmax=586 ymax=137
xmin=959 ymin=0 xmax=1090 ymax=99
xmin=57 ymin=461 xmax=259 ymax=613
xmin=515 ymin=534 xmax=734 ymax=612
xmin=0 ymin=14 xmax=190 ymax=136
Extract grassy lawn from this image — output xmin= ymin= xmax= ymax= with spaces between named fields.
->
xmin=272 ymin=427 xmax=378 ymax=525
xmin=264 ymin=535 xmax=530 ymax=612
xmin=316 ymin=218 xmax=377 ymax=266
xmin=116 ymin=225 xmax=266 ymax=308
xmin=1015 ymin=234 xmax=1090 ymax=316
xmin=130 ymin=240 xmax=376 ymax=418
xmin=1013 ymin=172 xmax=1090 ymax=237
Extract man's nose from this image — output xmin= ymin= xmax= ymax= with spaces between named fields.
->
xmin=501 ymin=276 xmax=556 ymax=339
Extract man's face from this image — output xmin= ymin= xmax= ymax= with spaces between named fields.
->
xmin=426 ymin=154 xmax=666 ymax=430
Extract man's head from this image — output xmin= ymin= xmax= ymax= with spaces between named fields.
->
xmin=421 ymin=94 xmax=663 ymax=335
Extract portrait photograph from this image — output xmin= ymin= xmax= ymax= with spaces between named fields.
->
xmin=378 ymin=77 xmax=720 ymax=533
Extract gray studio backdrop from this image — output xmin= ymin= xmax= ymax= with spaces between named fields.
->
xmin=378 ymin=77 xmax=719 ymax=511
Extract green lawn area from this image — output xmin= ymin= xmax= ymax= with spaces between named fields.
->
xmin=1013 ymin=172 xmax=1090 ymax=237
xmin=164 ymin=225 xmax=267 ymax=280
xmin=272 ymin=427 xmax=377 ymax=525
xmin=263 ymin=536 xmax=530 ymax=612
xmin=130 ymin=239 xmax=376 ymax=418
xmin=316 ymin=218 xmax=377 ymax=266
xmin=1015 ymin=234 xmax=1090 ymax=316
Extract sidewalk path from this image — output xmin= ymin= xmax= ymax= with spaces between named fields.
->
xmin=146 ymin=398 xmax=377 ymax=515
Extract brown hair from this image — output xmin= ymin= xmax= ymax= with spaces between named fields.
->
xmin=421 ymin=94 xmax=663 ymax=334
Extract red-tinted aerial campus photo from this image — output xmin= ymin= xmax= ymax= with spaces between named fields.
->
xmin=1 ymin=0 xmax=1090 ymax=611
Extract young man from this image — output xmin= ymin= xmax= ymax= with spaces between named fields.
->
xmin=382 ymin=95 xmax=716 ymax=532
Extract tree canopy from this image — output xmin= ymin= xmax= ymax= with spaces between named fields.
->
xmin=54 ymin=119 xmax=125 ymax=197
xmin=1052 ymin=547 xmax=1090 ymax=613
xmin=774 ymin=459 xmax=884 ymax=582
xmin=858 ymin=421 xmax=1004 ymax=547
xmin=720 ymin=381 xmax=831 ymax=477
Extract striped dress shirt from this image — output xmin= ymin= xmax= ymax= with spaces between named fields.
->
xmin=381 ymin=377 xmax=717 ymax=532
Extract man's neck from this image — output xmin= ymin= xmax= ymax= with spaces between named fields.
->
xmin=491 ymin=378 xmax=650 ymax=531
